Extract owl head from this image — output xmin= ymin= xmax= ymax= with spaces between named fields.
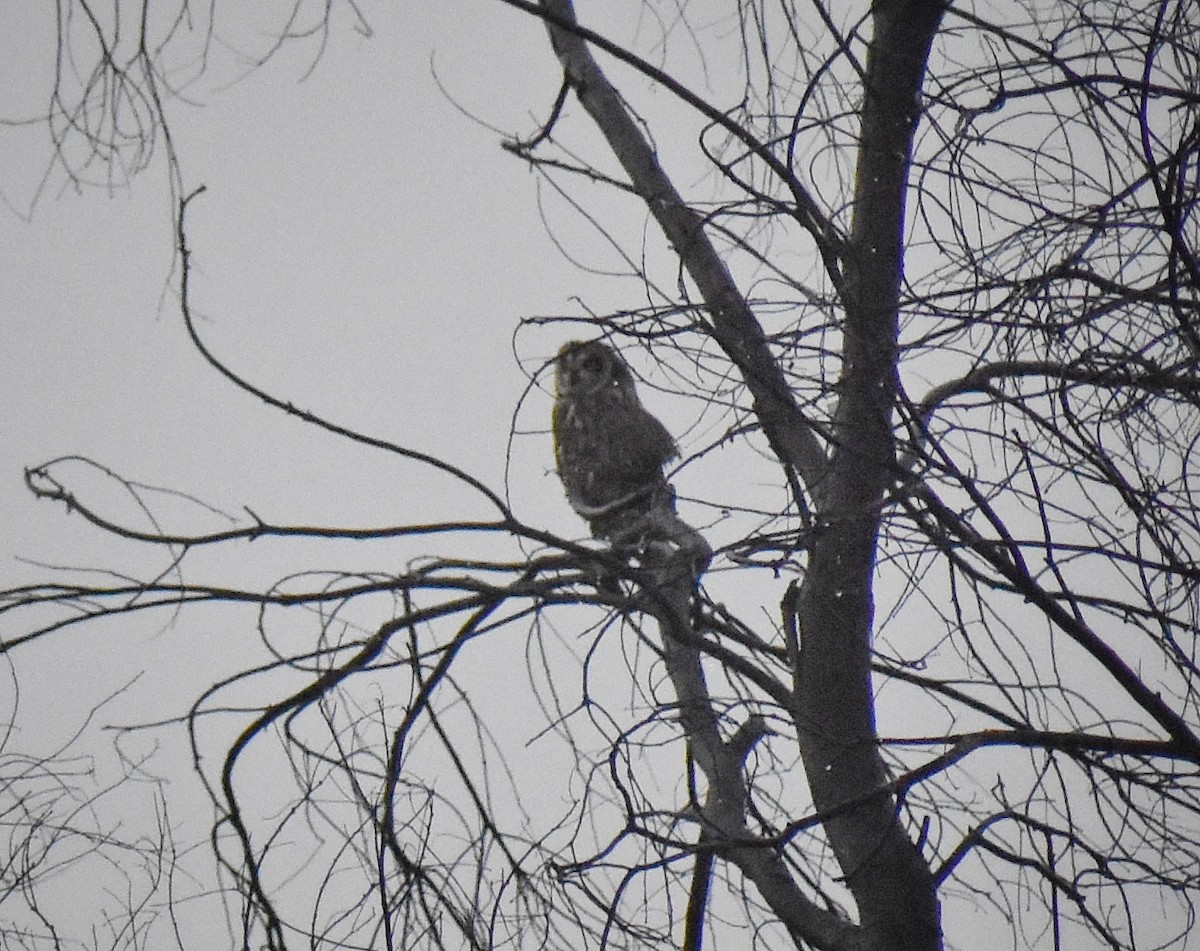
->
xmin=554 ymin=340 xmax=635 ymax=397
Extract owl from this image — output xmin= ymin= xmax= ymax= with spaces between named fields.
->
xmin=552 ymin=340 xmax=678 ymax=538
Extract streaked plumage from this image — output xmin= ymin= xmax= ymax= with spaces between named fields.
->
xmin=552 ymin=340 xmax=677 ymax=531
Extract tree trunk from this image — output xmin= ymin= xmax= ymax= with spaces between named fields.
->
xmin=793 ymin=2 xmax=946 ymax=949
xmin=534 ymin=0 xmax=946 ymax=947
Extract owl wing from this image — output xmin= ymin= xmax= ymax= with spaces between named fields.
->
xmin=615 ymin=403 xmax=677 ymax=472
xmin=590 ymin=399 xmax=677 ymax=506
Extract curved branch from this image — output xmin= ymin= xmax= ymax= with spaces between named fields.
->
xmin=913 ymin=357 xmax=1200 ymax=437
xmin=176 ymin=188 xmax=513 ymax=518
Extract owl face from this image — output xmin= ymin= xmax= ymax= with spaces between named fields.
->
xmin=555 ymin=340 xmax=634 ymax=398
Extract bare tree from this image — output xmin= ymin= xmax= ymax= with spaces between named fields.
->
xmin=0 ymin=680 xmax=173 ymax=951
xmin=4 ymin=2 xmax=1200 ymax=950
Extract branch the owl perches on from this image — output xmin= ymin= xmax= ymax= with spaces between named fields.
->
xmin=552 ymin=339 xmax=711 ymax=580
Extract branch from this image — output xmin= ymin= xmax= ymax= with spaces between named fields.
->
xmin=175 ymin=188 xmax=513 ymax=518
xmin=913 ymin=483 xmax=1200 ymax=763
xmin=526 ymin=0 xmax=832 ymax=506
xmin=496 ymin=0 xmax=847 ymax=274
xmin=632 ymin=542 xmax=852 ymax=950
xmin=911 ymin=357 xmax=1200 ymax=437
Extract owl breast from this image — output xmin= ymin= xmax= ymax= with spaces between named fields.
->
xmin=553 ymin=383 xmax=677 ymax=514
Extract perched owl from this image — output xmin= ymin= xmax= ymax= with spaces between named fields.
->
xmin=552 ymin=340 xmax=678 ymax=538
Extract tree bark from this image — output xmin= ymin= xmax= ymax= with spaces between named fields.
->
xmin=793 ymin=2 xmax=946 ymax=949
